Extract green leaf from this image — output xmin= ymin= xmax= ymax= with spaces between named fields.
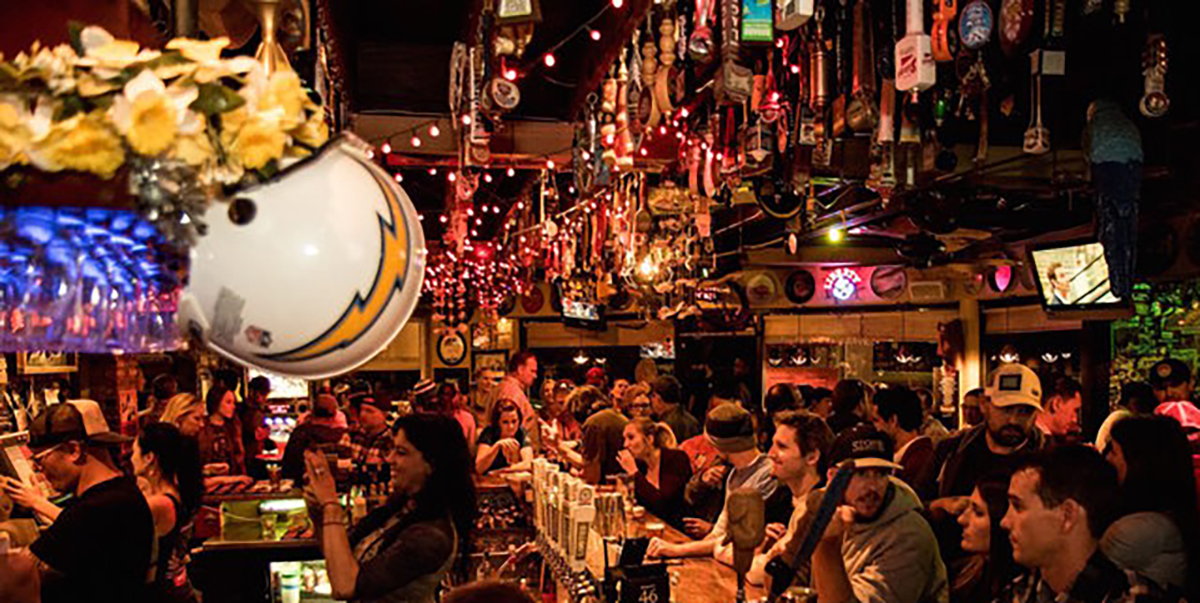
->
xmin=142 ymin=51 xmax=191 ymax=71
xmin=191 ymin=83 xmax=245 ymax=115
xmin=0 ymin=62 xmax=18 ymax=85
xmin=54 ymin=94 xmax=87 ymax=121
xmin=67 ymin=21 xmax=86 ymax=55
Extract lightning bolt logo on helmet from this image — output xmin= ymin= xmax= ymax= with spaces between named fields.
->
xmin=261 ymin=154 xmax=410 ymax=363
xmin=180 ymin=134 xmax=426 ymax=379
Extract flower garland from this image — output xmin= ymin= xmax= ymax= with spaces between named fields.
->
xmin=0 ymin=25 xmax=329 ymax=242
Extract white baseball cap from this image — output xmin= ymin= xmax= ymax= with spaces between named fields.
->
xmin=986 ymin=364 xmax=1044 ymax=411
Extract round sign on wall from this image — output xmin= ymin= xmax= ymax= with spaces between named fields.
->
xmin=785 ymin=270 xmax=817 ymax=305
xmin=437 ymin=332 xmax=467 ymax=366
xmin=870 ymin=266 xmax=908 ymax=300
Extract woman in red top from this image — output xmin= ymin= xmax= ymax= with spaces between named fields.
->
xmin=617 ymin=418 xmax=693 ymax=529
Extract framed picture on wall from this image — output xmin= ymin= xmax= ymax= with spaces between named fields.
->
xmin=472 ymin=321 xmax=514 ymax=351
xmin=17 ymin=352 xmax=78 ymax=375
xmin=472 ymin=350 xmax=509 ymax=375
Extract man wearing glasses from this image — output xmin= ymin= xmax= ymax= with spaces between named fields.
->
xmin=0 ymin=400 xmax=153 ymax=603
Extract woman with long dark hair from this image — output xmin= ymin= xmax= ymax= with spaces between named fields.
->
xmin=305 ymin=413 xmax=476 ymax=603
xmin=475 ymin=400 xmax=533 ymax=474
xmin=1102 ymin=415 xmax=1197 ymax=592
xmin=198 ymin=384 xmax=246 ymax=476
xmin=951 ymin=472 xmax=1018 ymax=603
xmin=133 ymin=422 xmax=204 ymax=603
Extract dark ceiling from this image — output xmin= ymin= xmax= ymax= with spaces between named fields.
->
xmin=331 ymin=0 xmax=1200 ymax=270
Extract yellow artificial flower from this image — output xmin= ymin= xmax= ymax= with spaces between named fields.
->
xmin=31 ymin=111 xmax=125 ymax=178
xmin=172 ymin=131 xmax=214 ymax=166
xmin=220 ymin=105 xmax=249 ymax=132
xmin=166 ymin=37 xmax=230 ymax=63
xmin=108 ymin=70 xmax=199 ymax=156
xmin=260 ymin=70 xmax=306 ymax=129
xmin=228 ymin=113 xmax=287 ymax=170
xmin=76 ymin=26 xmax=160 ymax=78
xmin=0 ymin=100 xmax=33 ymax=170
xmin=291 ymin=110 xmax=329 ymax=149
xmin=76 ymin=72 xmax=119 ymax=97
xmin=125 ymin=92 xmax=178 ymax=155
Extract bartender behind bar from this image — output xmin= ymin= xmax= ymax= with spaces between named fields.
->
xmin=0 ymin=400 xmax=154 ymax=603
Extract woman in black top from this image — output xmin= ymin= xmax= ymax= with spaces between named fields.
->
xmin=133 ymin=422 xmax=203 ymax=603
xmin=305 ymin=413 xmax=476 ymax=603
xmin=616 ymin=417 xmax=693 ymax=528
xmin=475 ymin=400 xmax=533 ymax=474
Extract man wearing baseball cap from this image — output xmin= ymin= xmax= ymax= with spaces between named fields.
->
xmin=1148 ymin=358 xmax=1200 ymax=445
xmin=348 ymin=393 xmax=394 ymax=468
xmin=931 ymin=364 xmax=1047 ymax=501
xmin=0 ymin=400 xmax=153 ymax=603
xmin=647 ymin=403 xmax=790 ymax=565
xmin=810 ymin=424 xmax=949 ymax=603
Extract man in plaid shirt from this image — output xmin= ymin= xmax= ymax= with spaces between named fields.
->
xmin=348 ymin=394 xmax=393 ymax=468
xmin=996 ymin=446 xmax=1184 ymax=603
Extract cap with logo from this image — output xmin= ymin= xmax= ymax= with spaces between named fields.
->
xmin=28 ymin=400 xmax=132 ymax=449
xmin=986 ymin=364 xmax=1043 ymax=411
xmin=1149 ymin=358 xmax=1190 ymax=391
xmin=827 ymin=424 xmax=902 ymax=471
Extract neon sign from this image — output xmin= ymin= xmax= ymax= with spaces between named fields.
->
xmin=824 ymin=268 xmax=862 ymax=301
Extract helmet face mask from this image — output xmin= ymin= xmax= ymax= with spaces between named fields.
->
xmin=179 ymin=134 xmax=426 ymax=379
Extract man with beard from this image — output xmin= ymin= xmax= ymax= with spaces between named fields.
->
xmin=809 ymin=425 xmax=949 ymax=603
xmin=931 ymin=364 xmax=1046 ymax=501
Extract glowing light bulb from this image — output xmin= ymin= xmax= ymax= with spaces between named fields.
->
xmin=590 ymin=30 xmax=602 ymax=41
xmin=484 ymin=173 xmax=493 ymax=183
xmin=428 ymin=167 xmax=438 ymax=175
xmin=381 ymin=142 xmax=392 ymax=154
xmin=461 ymin=114 xmax=472 ymax=126
xmin=447 ymin=171 xmax=457 ymax=182
xmin=638 ymin=256 xmax=658 ymax=278
xmin=544 ymin=54 xmax=556 ymax=67
xmin=611 ymin=0 xmax=624 ymax=7
xmin=429 ymin=124 xmax=440 ymax=137
xmin=546 ymin=159 xmax=556 ymax=169
xmin=504 ymin=68 xmax=517 ymax=81
xmin=394 ymin=173 xmax=404 ymax=183
xmin=828 ymin=226 xmax=844 ymax=243
xmin=411 ymin=135 xmax=422 ymax=148
xmin=791 ymin=64 xmax=801 ymax=75
xmin=507 ymin=167 xmax=516 ymax=177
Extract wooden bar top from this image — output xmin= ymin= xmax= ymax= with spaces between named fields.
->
xmin=639 ymin=515 xmax=766 ymax=602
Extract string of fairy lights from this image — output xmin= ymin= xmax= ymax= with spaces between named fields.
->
xmin=375 ymin=0 xmax=760 ymax=317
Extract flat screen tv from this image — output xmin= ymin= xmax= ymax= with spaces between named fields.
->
xmin=1029 ymin=239 xmax=1126 ymax=313
xmin=561 ymin=297 xmax=605 ymax=330
xmin=247 ymin=368 xmax=311 ymax=399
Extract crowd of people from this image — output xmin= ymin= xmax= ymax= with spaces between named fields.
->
xmin=2 ymin=349 xmax=1199 ymax=603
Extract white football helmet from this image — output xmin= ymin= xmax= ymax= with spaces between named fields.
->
xmin=178 ymin=134 xmax=426 ymax=379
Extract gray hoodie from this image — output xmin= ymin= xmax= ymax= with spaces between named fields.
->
xmin=842 ymin=478 xmax=949 ymax=603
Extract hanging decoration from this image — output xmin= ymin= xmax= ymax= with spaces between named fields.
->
xmin=0 ymin=26 xmax=329 ymax=246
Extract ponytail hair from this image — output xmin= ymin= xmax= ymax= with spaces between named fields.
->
xmin=137 ymin=422 xmax=204 ymax=518
xmin=630 ymin=417 xmax=676 ymax=449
